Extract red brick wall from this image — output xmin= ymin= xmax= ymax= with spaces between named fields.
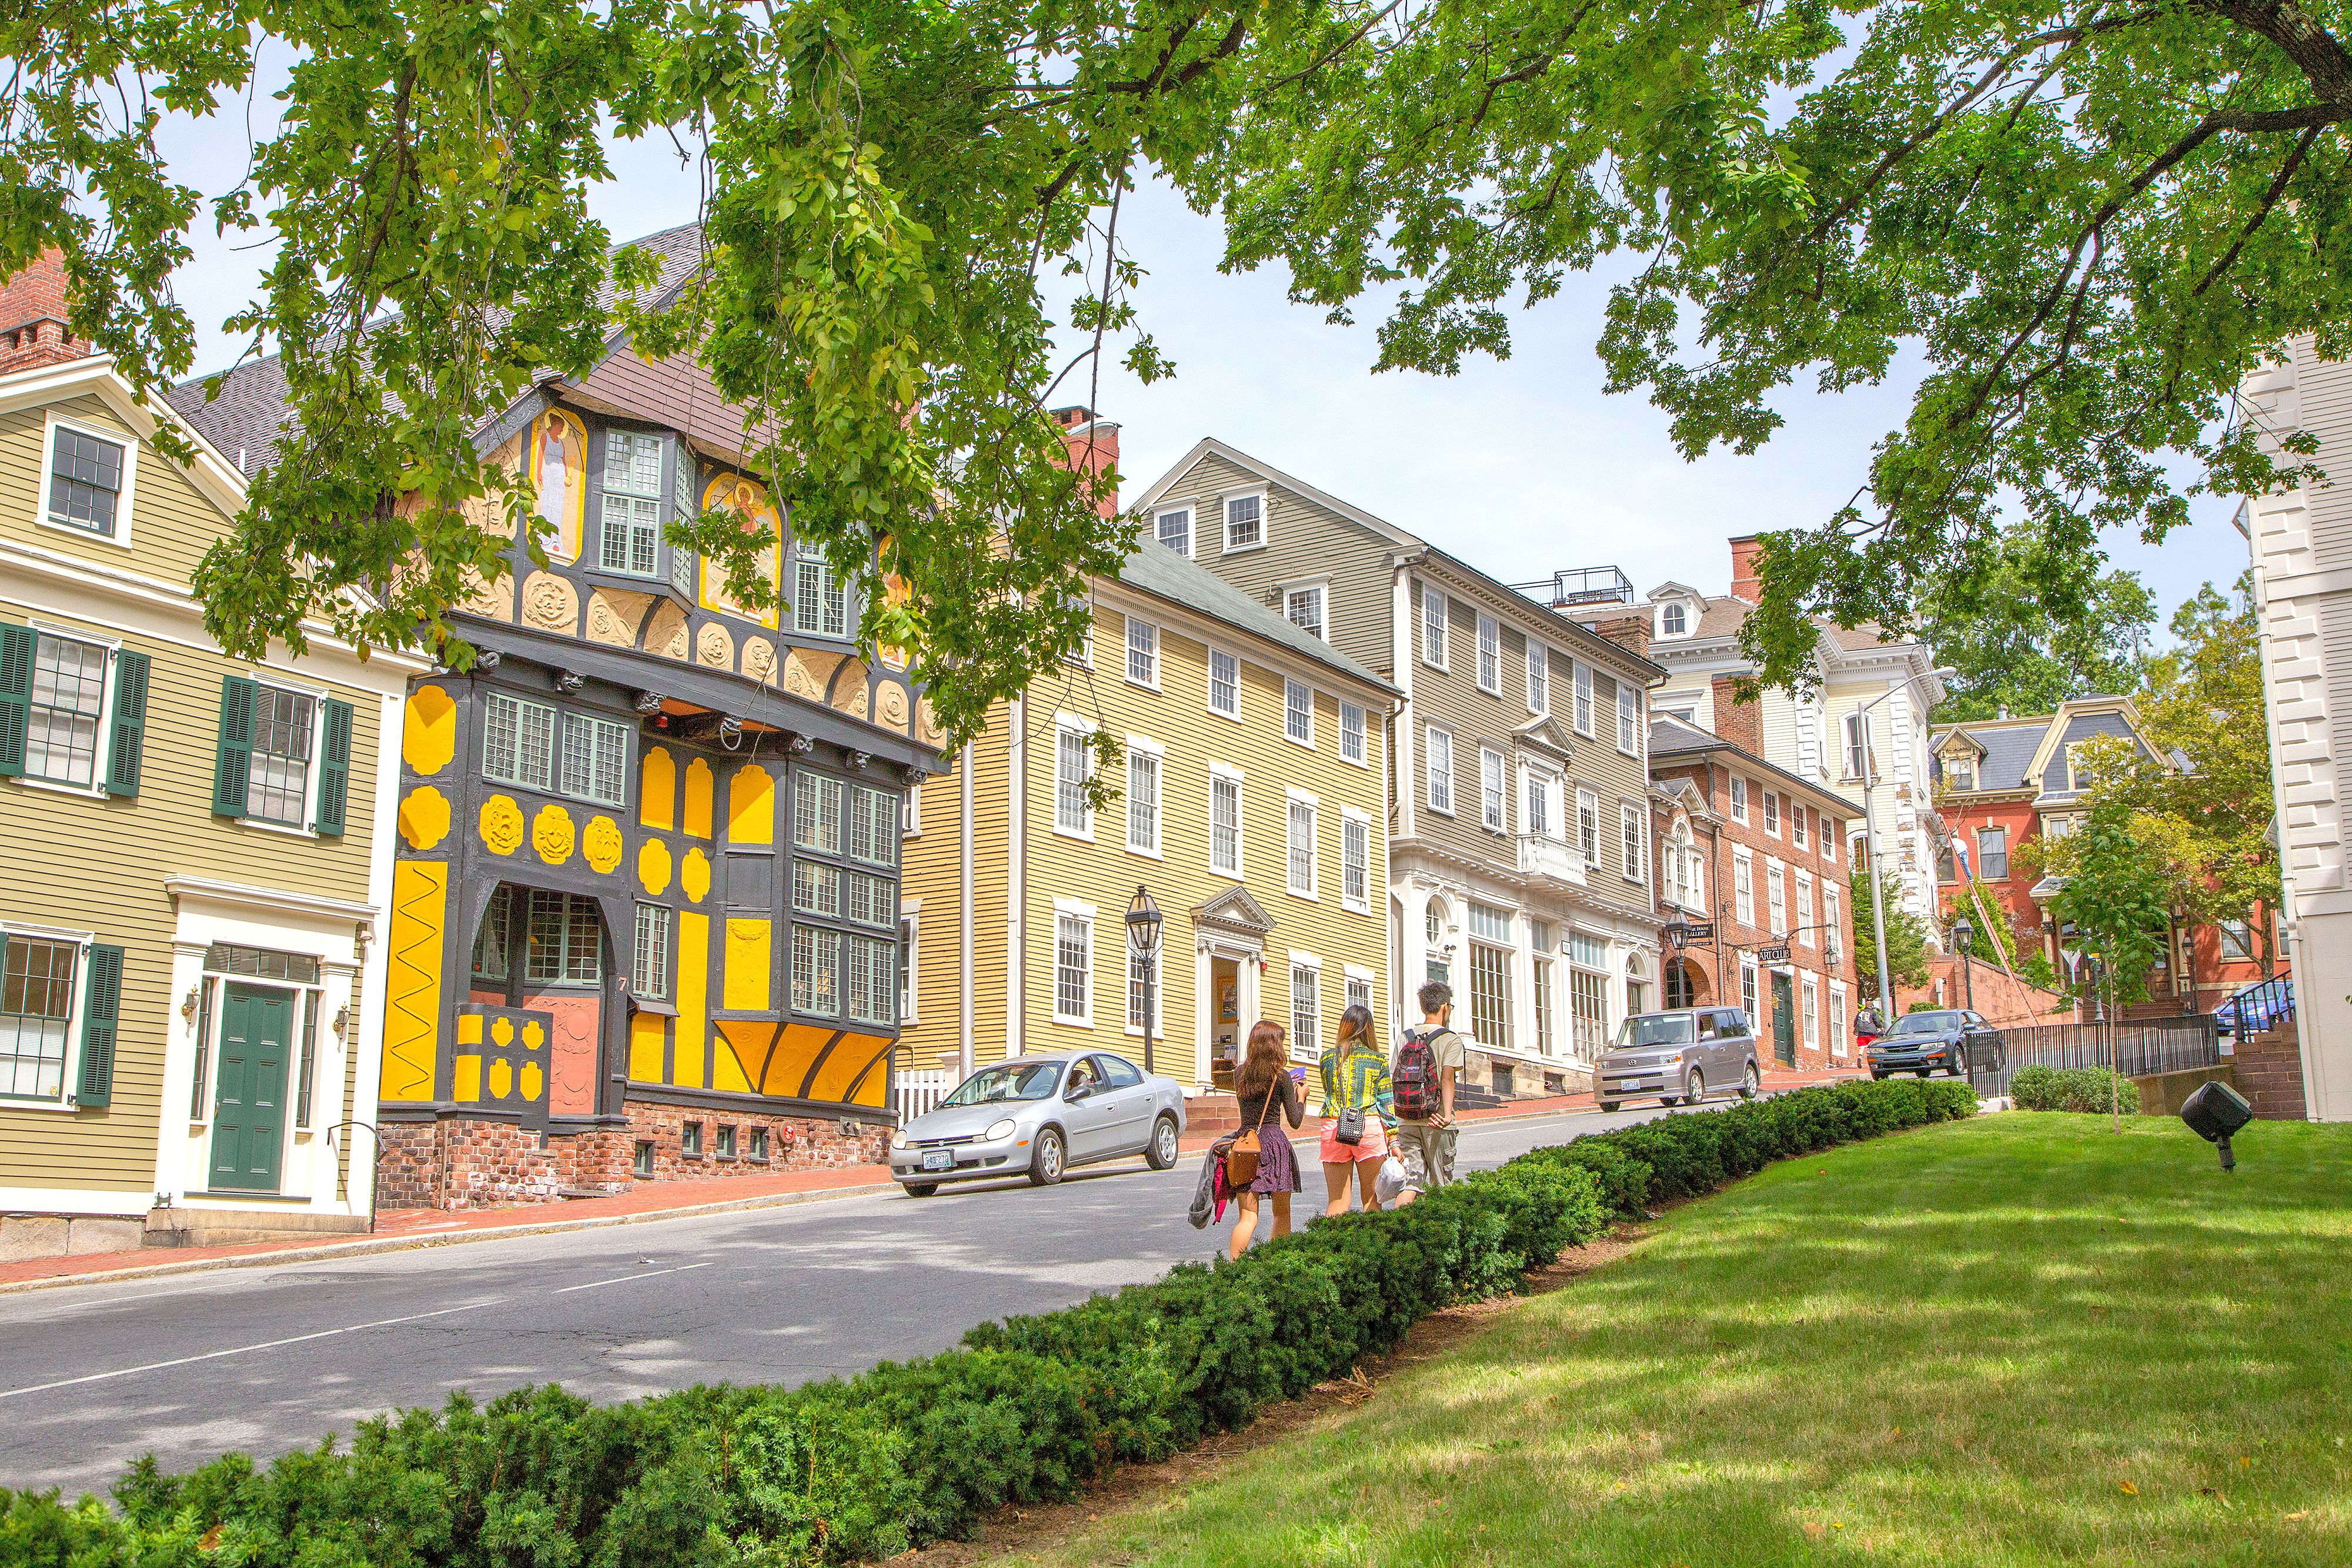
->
xmin=0 ymin=249 xmax=89 ymax=374
xmin=1710 ymin=675 xmax=1763 ymax=754
xmin=2233 ymin=1018 xmax=2308 ymax=1121
xmin=1728 ymin=536 xmax=1764 ymax=603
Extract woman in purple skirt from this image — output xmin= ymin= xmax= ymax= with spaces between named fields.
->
xmin=1229 ymin=1019 xmax=1305 ymax=1258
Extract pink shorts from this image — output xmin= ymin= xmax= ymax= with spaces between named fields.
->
xmin=1319 ymin=1117 xmax=1389 ymax=1165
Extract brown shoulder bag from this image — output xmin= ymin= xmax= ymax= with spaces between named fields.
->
xmin=1225 ymin=1078 xmax=1279 ymax=1187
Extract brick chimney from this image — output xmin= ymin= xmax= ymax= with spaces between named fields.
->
xmin=1585 ymin=608 xmax=1652 ymax=663
xmin=1711 ymin=673 xmax=1763 ymax=754
xmin=0 ymin=250 xmax=91 ymax=376
xmin=1050 ymin=404 xmax=1121 ymax=520
xmin=1728 ymin=534 xmax=1765 ymax=604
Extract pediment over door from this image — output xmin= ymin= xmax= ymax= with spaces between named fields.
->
xmin=1192 ymin=885 xmax=1275 ymax=941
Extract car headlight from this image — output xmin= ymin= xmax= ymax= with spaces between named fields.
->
xmin=891 ymin=1132 xmax=908 ymax=1150
xmin=985 ymin=1118 xmax=1018 ymax=1142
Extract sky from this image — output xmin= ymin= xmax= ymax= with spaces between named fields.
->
xmin=159 ymin=113 xmax=2252 ymax=633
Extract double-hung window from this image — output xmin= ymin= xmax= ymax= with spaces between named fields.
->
xmin=794 ymin=554 xmax=850 ymax=638
xmin=1824 ymin=884 xmax=1843 ymax=957
xmin=483 ymin=692 xmax=557 ymax=791
xmin=1620 ymin=802 xmax=1646 ymax=882
xmin=1480 ymin=748 xmax=1507 ymax=833
xmin=1767 ymin=861 xmax=1789 ymax=935
xmin=47 ymin=424 xmax=127 ymax=539
xmin=1208 ymin=648 xmax=1240 ymax=718
xmin=1284 ymin=680 xmax=1314 ymax=747
xmin=1977 ymin=827 xmax=2009 ymax=880
xmin=2220 ymin=918 xmax=2256 ymax=961
xmin=632 ymin=904 xmax=671 ymax=1000
xmin=1054 ymin=909 xmax=1093 ymax=1024
xmin=1054 ymin=721 xmax=1093 ymax=838
xmin=1339 ymin=702 xmax=1367 ymax=765
xmin=1792 ymin=804 xmax=1809 ymax=848
xmin=1422 ymin=586 xmax=1448 ymax=667
xmin=1476 ymin=614 xmax=1501 ymax=694
xmin=1291 ymin=962 xmax=1321 ymax=1052
xmin=1729 ymin=775 xmax=1749 ymax=823
xmin=1526 ymin=641 xmax=1549 ymax=714
xmin=1796 ymin=871 xmax=1816 ymax=947
xmin=1127 ymin=743 xmax=1161 ymax=855
xmin=1573 ymin=663 xmax=1593 ymax=735
xmin=1617 ymin=683 xmax=1640 ymax=754
xmin=1576 ymin=787 xmax=1601 ymax=868
xmin=1210 ymin=769 xmax=1243 ymax=875
xmin=1467 ymin=902 xmax=1513 ymax=1052
xmin=560 ymin=713 xmax=630 ymax=807
xmin=1425 ymin=726 xmax=1454 ymax=814
xmin=599 ymin=430 xmax=664 ymax=576
xmin=1763 ymin=790 xmax=1780 ymax=836
xmin=1734 ymin=850 xmax=1756 ymax=927
xmin=1524 ymin=768 xmax=1549 ymax=838
xmin=1286 ymin=792 xmax=1318 ymax=897
xmin=1285 ymin=584 xmax=1326 ymax=640
xmin=246 ymin=686 xmax=317 ymax=827
xmin=1843 ymin=712 xmax=1870 ymax=780
xmin=1342 ymin=812 xmax=1370 ymax=911
xmin=1802 ymin=975 xmax=1820 ymax=1052
xmin=0 ymin=935 xmax=79 ymax=1101
xmin=1225 ymin=494 xmax=1263 ymax=550
xmin=1155 ymin=507 xmax=1191 ymax=556
xmin=1125 ymin=617 xmax=1159 ymax=688
xmin=1823 ymin=820 xmax=1839 ymax=862
xmin=18 ymin=630 xmax=111 ymax=788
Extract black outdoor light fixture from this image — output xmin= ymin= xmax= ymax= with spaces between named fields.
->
xmin=1951 ymin=914 xmax=1976 ymax=1011
xmin=1127 ymin=885 xmax=1164 ymax=1075
xmin=2181 ymin=1079 xmax=2254 ymax=1172
xmin=1665 ymin=920 xmax=1692 ymax=950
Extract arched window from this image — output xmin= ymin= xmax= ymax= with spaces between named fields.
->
xmin=1425 ymin=898 xmax=1447 ymax=944
xmin=1661 ymin=601 xmax=1688 ymax=636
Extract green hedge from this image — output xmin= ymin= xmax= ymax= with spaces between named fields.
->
xmin=2010 ymin=1064 xmax=2141 ymax=1115
xmin=1 ymin=1079 xmax=1975 ymax=1567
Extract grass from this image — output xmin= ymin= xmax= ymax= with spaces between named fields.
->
xmin=973 ymin=1114 xmax=2352 ymax=1567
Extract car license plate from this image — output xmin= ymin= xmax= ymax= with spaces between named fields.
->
xmin=921 ymin=1149 xmax=954 ymax=1172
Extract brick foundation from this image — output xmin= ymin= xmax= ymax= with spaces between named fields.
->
xmin=2231 ymin=1018 xmax=2309 ymax=1121
xmin=379 ymin=1099 xmax=894 ymax=1211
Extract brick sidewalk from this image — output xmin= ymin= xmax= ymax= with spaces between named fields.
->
xmin=0 ymin=1065 xmax=1869 ymax=1295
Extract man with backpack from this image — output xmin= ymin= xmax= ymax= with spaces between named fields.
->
xmin=1391 ymin=980 xmax=1465 ymax=1205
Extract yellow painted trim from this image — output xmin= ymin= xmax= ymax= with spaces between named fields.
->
xmin=728 ymin=763 xmax=776 ymax=845
xmin=676 ymin=911 xmax=710 ymax=1088
xmin=402 ymin=685 xmax=457 ymax=775
xmin=684 ymin=757 xmax=714 ymax=839
xmin=629 ymin=1010 xmax=667 ymax=1082
xmin=723 ymin=917 xmax=773 ymax=1012
xmin=453 ymin=1053 xmax=482 ymax=1103
xmin=382 ymin=860 xmax=447 ymax=1101
xmin=640 ymin=745 xmax=677 ymax=830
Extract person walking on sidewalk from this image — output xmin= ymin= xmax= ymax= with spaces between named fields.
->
xmin=1391 ymin=980 xmax=1464 ymax=1206
xmin=1227 ymin=1020 xmax=1305 ymax=1258
xmin=1319 ymin=1003 xmax=1397 ymax=1216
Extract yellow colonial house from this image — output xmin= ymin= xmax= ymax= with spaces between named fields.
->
xmin=903 ymin=526 xmax=1396 ymax=1100
xmin=0 ymin=262 xmax=426 ymax=1258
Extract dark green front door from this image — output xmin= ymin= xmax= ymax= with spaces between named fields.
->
xmin=1770 ymin=972 xmax=1796 ymax=1066
xmin=213 ymin=982 xmax=293 ymax=1192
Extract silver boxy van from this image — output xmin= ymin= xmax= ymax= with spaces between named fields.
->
xmin=1596 ymin=1007 xmax=1762 ymax=1112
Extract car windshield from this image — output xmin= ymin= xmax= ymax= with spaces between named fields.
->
xmin=1890 ymin=1011 xmax=1962 ymax=1035
xmin=1614 ymin=1014 xmax=1696 ymax=1048
xmin=940 ymin=1061 xmax=1065 ymax=1105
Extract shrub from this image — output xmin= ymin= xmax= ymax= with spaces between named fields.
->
xmin=2010 ymin=1064 xmax=2140 ymax=1115
xmin=0 ymin=1080 xmax=1974 ymax=1567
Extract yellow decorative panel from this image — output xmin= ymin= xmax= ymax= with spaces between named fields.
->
xmin=480 ymin=794 xmax=525 ymax=856
xmin=682 ymin=847 xmax=711 ymax=903
xmin=713 ymin=1024 xmax=757 ymax=1094
xmin=807 ymin=1031 xmax=894 ymax=1105
xmin=453 ymin=1054 xmax=482 ymax=1102
xmin=532 ymin=803 xmax=575 ymax=865
xmin=728 ymin=764 xmax=775 ymax=845
xmin=677 ymin=911 xmax=710 ymax=1088
xmin=398 ymin=785 xmax=451 ymax=852
xmin=382 ymin=861 xmax=447 ymax=1102
xmin=724 ymin=918 xmax=772 ymax=1012
xmin=491 ymin=1014 xmax=515 ymax=1047
xmin=638 ymin=836 xmax=673 ymax=897
xmin=629 ymin=1010 xmax=668 ymax=1083
xmin=684 ymin=757 xmax=714 ymax=839
xmin=583 ymin=815 xmax=624 ymax=874
xmin=488 ymin=1056 xmax=514 ymax=1101
xmin=456 ymin=1012 xmax=483 ymax=1047
xmin=640 ymin=746 xmax=676 ymax=830
xmin=402 ymin=686 xmax=457 ymax=775
xmin=520 ymin=1061 xmax=544 ymax=1102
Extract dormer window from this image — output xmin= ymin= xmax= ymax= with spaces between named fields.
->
xmin=1659 ymin=601 xmax=1688 ymax=637
xmin=599 ymin=432 xmax=666 ymax=577
xmin=1946 ymin=754 xmax=1974 ymax=791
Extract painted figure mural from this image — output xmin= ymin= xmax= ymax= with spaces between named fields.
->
xmin=699 ymin=472 xmax=783 ymax=629
xmin=531 ymin=407 xmax=587 ymax=563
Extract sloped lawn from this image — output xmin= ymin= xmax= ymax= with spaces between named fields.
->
xmin=980 ymin=1114 xmax=2352 ymax=1567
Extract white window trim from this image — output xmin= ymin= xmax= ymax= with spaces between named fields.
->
xmin=1124 ymin=732 xmax=1166 ymax=860
xmin=1479 ymin=745 xmax=1509 ymax=834
xmin=1338 ymin=701 xmax=1371 ymax=769
xmin=1619 ymin=800 xmax=1647 ymax=885
xmin=1222 ymin=487 xmax=1269 ymax=554
xmin=1572 ymin=663 xmax=1594 ymax=737
xmin=1525 ymin=639 xmax=1550 ymax=716
xmin=1205 ymin=643 xmax=1244 ymax=723
xmin=903 ymin=781 xmax=923 ymax=838
xmin=1340 ymin=805 xmax=1373 ymax=914
xmin=1616 ymin=683 xmax=1641 ymax=757
xmin=1421 ymin=583 xmax=1449 ymax=670
xmin=1796 ymin=870 xmax=1816 ymax=948
xmin=39 ymin=413 xmax=139 ymax=551
xmin=899 ymin=898 xmax=921 ymax=1025
xmin=12 ymin=620 xmax=123 ymax=801
xmin=1285 ymin=784 xmax=1321 ymax=901
xmin=1280 ymin=576 xmax=1331 ymax=641
xmin=0 ymin=921 xmax=99 ymax=1113
xmin=1283 ymin=677 xmax=1317 ymax=751
xmin=242 ymin=674 xmax=335 ymax=841
xmin=1052 ymin=713 xmax=1097 ymax=844
xmin=1733 ymin=847 xmax=1756 ymax=926
xmin=1051 ymin=897 xmax=1096 ymax=1027
xmin=1153 ymin=505 xmax=1195 ymax=559
xmin=1123 ymin=615 xmax=1162 ymax=692
xmin=1762 ymin=786 xmax=1782 ymax=838
xmin=1730 ymin=775 xmax=1749 ymax=824
xmin=1208 ymin=761 xmax=1246 ymax=880
xmin=1576 ymin=785 xmax=1602 ymax=868
xmin=1425 ymin=724 xmax=1456 ymax=816
xmin=1522 ymin=761 xmax=1566 ymax=844
xmin=1476 ymin=613 xmax=1502 ymax=696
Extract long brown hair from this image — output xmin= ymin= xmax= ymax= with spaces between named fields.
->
xmin=1235 ymin=1019 xmax=1288 ymax=1099
xmin=1335 ymin=1003 xmax=1376 ymax=1056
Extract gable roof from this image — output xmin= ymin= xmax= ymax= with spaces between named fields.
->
xmin=1930 ymin=698 xmax=2161 ymax=799
xmin=1115 ymin=540 xmax=1395 ymax=696
xmin=1646 ymin=714 xmax=1865 ymax=818
xmin=1191 ymin=884 xmax=1275 ymax=936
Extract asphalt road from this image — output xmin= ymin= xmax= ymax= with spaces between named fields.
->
xmin=1 ymin=1100 xmax=1698 ymax=1497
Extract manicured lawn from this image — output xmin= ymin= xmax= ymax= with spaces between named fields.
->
xmin=977 ymin=1114 xmax=2352 ymax=1566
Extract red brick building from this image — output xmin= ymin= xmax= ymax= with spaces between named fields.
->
xmin=1930 ymin=698 xmax=2275 ymax=1013
xmin=1649 ymin=684 xmax=1865 ymax=1070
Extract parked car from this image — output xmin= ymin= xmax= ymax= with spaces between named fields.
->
xmin=1596 ymin=1007 xmax=1761 ymax=1112
xmin=889 ymin=1052 xmax=1187 ymax=1195
xmin=1866 ymin=1009 xmax=2003 ymax=1079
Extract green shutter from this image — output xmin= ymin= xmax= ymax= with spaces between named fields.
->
xmin=76 ymin=943 xmax=123 ymax=1109
xmin=103 ymin=649 xmax=150 ymax=797
xmin=315 ymin=697 xmax=353 ymax=835
xmin=0 ymin=621 xmax=32 ymax=777
xmin=213 ymin=674 xmax=257 ymax=818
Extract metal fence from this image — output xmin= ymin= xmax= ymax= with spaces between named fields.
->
xmin=893 ymin=1067 xmax=953 ymax=1125
xmin=1969 ymin=1016 xmax=2221 ymax=1099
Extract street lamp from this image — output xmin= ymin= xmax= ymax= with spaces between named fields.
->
xmin=1952 ymin=912 xmax=1975 ymax=1012
xmin=1127 ymin=885 xmax=1163 ymax=1075
xmin=1852 ymin=666 xmax=1957 ymax=1012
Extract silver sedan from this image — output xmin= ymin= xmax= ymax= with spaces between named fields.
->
xmin=889 ymin=1051 xmax=1188 ymax=1195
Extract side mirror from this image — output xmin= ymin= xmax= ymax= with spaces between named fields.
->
xmin=2181 ymin=1080 xmax=2254 ymax=1171
xmin=1065 ymin=1081 xmax=1093 ymax=1102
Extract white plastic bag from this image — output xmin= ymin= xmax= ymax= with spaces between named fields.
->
xmin=1374 ymin=1154 xmax=1408 ymax=1205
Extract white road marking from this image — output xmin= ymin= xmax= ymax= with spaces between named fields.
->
xmin=0 ymin=1300 xmax=500 ymax=1400
xmin=552 ymin=1261 xmax=714 ymax=1294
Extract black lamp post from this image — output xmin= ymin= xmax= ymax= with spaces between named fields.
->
xmin=1952 ymin=913 xmax=1975 ymax=1012
xmin=1127 ymin=885 xmax=1163 ymax=1075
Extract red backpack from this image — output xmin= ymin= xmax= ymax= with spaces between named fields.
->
xmin=1394 ymin=1029 xmax=1443 ymax=1120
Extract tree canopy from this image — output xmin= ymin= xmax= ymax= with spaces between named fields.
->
xmin=6 ymin=0 xmax=2347 ymax=733
xmin=1923 ymin=537 xmax=2155 ymax=722
xmin=1850 ymin=863 xmax=1932 ymax=1002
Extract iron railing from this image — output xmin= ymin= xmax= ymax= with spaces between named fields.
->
xmin=2215 ymin=973 xmax=2294 ymax=1035
xmin=1516 ymin=566 xmax=1634 ymax=608
xmin=1968 ymin=1016 xmax=2221 ymax=1099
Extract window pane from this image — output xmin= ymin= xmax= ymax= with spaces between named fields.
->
xmin=1340 ymin=703 xmax=1365 ymax=763
xmin=1055 ymin=915 xmax=1091 ymax=1019
xmin=48 ymin=428 xmax=123 ymax=536
xmin=793 ymin=860 xmax=840 ymax=917
xmin=1226 ymin=494 xmax=1261 ymax=547
xmin=1287 ymin=800 xmax=1316 ymax=894
xmin=1055 ymin=728 xmax=1090 ymax=833
xmin=847 ymin=870 xmax=895 ymax=928
xmin=633 ymin=904 xmax=670 ymax=999
xmin=1285 ymin=680 xmax=1312 ymax=745
xmin=848 ymin=934 xmax=895 ymax=1025
xmin=794 ymin=773 xmax=842 ymax=854
xmin=1344 ymin=817 xmax=1368 ymax=905
xmin=247 ymin=686 xmax=316 ymax=825
xmin=1209 ymin=649 xmax=1238 ymax=714
xmin=793 ymin=924 xmax=840 ymax=1015
xmin=0 ymin=936 xmax=76 ymax=1100
xmin=1126 ymin=618 xmax=1157 ymax=684
xmin=603 ymin=430 xmax=662 ymax=495
xmin=1128 ymin=750 xmax=1159 ymax=852
xmin=1157 ymin=509 xmax=1189 ymax=554
xmin=1211 ymin=775 xmax=1241 ymax=872
xmin=25 ymin=634 xmax=107 ymax=785
xmin=1291 ymin=964 xmax=1319 ymax=1052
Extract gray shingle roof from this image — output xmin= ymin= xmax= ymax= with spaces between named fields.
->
xmin=1116 ymin=541 xmax=1394 ymax=694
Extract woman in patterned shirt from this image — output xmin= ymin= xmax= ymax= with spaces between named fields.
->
xmin=1319 ymin=1003 xmax=1398 ymax=1216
